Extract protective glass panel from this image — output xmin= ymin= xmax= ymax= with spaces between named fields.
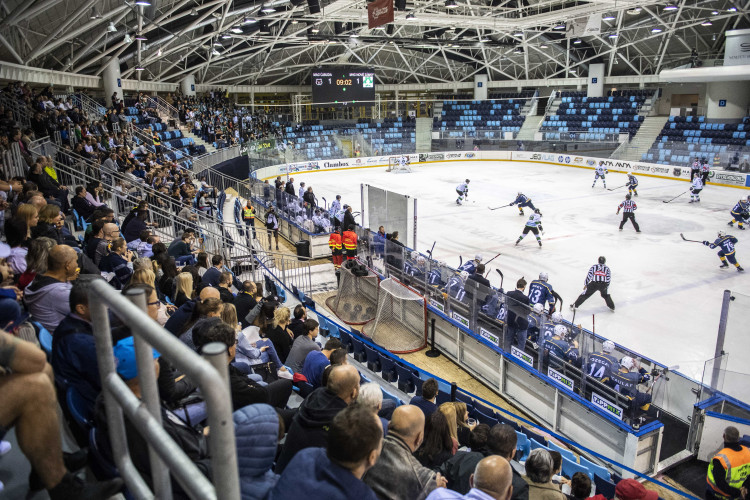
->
xmin=366 ymin=184 xmax=409 ymax=249
xmin=721 ymin=291 xmax=750 ymax=402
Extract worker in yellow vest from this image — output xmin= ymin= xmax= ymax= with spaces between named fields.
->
xmin=707 ymin=426 xmax=750 ymax=500
xmin=243 ymin=200 xmax=256 ymax=239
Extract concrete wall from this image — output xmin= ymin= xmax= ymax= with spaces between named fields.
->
xmin=705 ymin=81 xmax=750 ymax=119
xmin=654 ymin=83 xmax=706 ymax=116
xmin=587 ymin=63 xmax=605 ymax=97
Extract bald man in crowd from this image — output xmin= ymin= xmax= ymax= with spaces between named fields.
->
xmin=24 ymin=245 xmax=79 ymax=332
xmin=364 ymin=405 xmax=447 ymax=499
xmin=276 ymin=364 xmax=360 ymax=473
xmin=164 ymin=285 xmax=221 ymax=335
xmin=427 ymin=456 xmax=514 ymax=500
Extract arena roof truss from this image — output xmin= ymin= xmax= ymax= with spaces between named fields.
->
xmin=0 ymin=0 xmax=747 ymax=87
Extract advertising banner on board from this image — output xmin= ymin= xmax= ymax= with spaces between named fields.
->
xmin=368 ymin=0 xmax=393 ymax=29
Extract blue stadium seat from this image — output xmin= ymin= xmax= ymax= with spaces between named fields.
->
xmin=36 ymin=322 xmax=53 ymax=358
xmin=339 ymin=329 xmax=354 ymax=353
xmin=298 ymin=381 xmax=315 ymax=397
xmin=364 ymin=344 xmax=381 ymax=372
xmin=378 ymin=353 xmax=399 ymax=382
xmin=394 ymin=363 xmax=418 ymax=393
xmin=522 ymin=427 xmax=548 ymax=447
xmin=530 ymin=438 xmax=549 ymax=452
xmin=515 ymin=431 xmax=531 ymax=462
xmin=436 ymin=390 xmax=451 ymax=406
xmin=67 ymin=386 xmax=94 ymax=431
xmin=562 ymin=456 xmax=593 ymax=480
xmin=594 ymin=474 xmax=616 ymax=499
xmin=350 ymin=336 xmax=367 ymax=363
xmin=579 ymin=455 xmax=610 ymax=482
xmin=548 ymin=440 xmax=577 ymax=464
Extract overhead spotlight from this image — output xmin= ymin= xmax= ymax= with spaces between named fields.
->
xmin=221 ymin=33 xmax=233 ymax=39
xmin=243 ymin=17 xmax=257 ymax=24
xmin=190 ymin=8 xmax=198 ymax=15
xmin=135 ymin=66 xmax=145 ymax=71
xmin=663 ymin=4 xmax=678 ymax=10
xmin=310 ymin=26 xmax=319 ymax=33
xmin=712 ymin=34 xmax=717 ymax=40
xmin=213 ymin=41 xmax=223 ymax=46
xmin=445 ymin=0 xmax=458 ymax=8
xmin=603 ymin=14 xmax=616 ymax=20
xmin=135 ymin=34 xmax=147 ymax=40
xmin=231 ymin=27 xmax=243 ymax=33
xmin=261 ymin=5 xmax=275 ymax=12
xmin=651 ymin=27 xmax=663 ymax=32
xmin=573 ymin=39 xmax=582 ymax=44
xmin=406 ymin=12 xmax=416 ymax=20
xmin=212 ymin=49 xmax=220 ymax=55
xmin=479 ymin=36 xmax=490 ymax=42
xmin=291 ymin=19 xmax=300 ymax=24
xmin=513 ymin=46 xmax=523 ymax=54
xmin=554 ymin=23 xmax=566 ymax=29
xmin=123 ymin=33 xmax=132 ymax=43
xmin=372 ymin=25 xmax=386 ymax=30
xmin=107 ymin=22 xmax=117 ymax=32
xmin=540 ymin=43 xmax=548 ymax=48
xmin=350 ymin=33 xmax=359 ymax=38
xmin=701 ymin=20 xmax=713 ymax=25
xmin=157 ymin=48 xmax=162 ymax=56
xmin=727 ymin=6 xmax=737 ymax=11
xmin=134 ymin=0 xmax=150 ymax=6
xmin=513 ymin=31 xmax=523 ymax=37
xmin=627 ymin=7 xmax=642 ymax=14
xmin=711 ymin=10 xmax=719 ymax=14
xmin=608 ymin=33 xmax=618 ymax=38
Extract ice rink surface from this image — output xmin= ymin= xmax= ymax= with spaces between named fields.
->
xmin=293 ymin=160 xmax=749 ymax=380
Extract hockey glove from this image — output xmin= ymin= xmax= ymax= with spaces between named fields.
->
xmin=703 ymin=241 xmax=710 ymax=246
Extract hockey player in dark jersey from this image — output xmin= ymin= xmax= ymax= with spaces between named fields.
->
xmin=458 ymin=254 xmax=482 ymax=274
xmin=544 ymin=325 xmax=581 ymax=370
xmin=528 ymin=272 xmax=556 ymax=312
xmin=727 ymin=196 xmax=750 ymax=230
xmin=510 ymin=192 xmax=537 ymax=216
xmin=704 ymin=231 xmax=744 ymax=271
xmin=607 ymin=356 xmax=652 ymax=420
xmin=535 ymin=311 xmax=563 ymax=346
xmin=515 ymin=210 xmax=544 ymax=247
xmin=403 ymin=251 xmax=426 ymax=277
xmin=446 ymin=271 xmax=469 ymax=302
xmin=481 ymin=289 xmax=507 ymax=323
xmin=428 ymin=261 xmax=447 ymax=289
xmin=587 ymin=340 xmax=619 ymax=382
xmin=626 ymin=172 xmax=638 ymax=197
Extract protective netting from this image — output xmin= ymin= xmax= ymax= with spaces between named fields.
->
xmin=362 ymin=277 xmax=428 ymax=353
xmin=325 ymin=264 xmax=380 ymax=325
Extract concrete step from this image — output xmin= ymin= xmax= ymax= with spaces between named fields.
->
xmin=610 ymin=116 xmax=669 ymax=161
xmin=516 ymin=115 xmax=544 ymax=141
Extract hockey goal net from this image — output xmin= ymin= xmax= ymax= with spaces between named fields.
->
xmin=362 ymin=277 xmax=428 ymax=354
xmin=386 ymin=156 xmax=412 ymax=173
xmin=325 ymin=262 xmax=380 ymax=325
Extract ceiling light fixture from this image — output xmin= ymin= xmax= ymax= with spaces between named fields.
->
xmin=243 ymin=17 xmax=257 ymax=24
xmin=712 ymin=34 xmax=717 ymax=40
xmin=231 ymin=27 xmax=243 ymax=33
xmin=261 ymin=5 xmax=275 ymax=13
xmin=608 ymin=33 xmax=618 ymax=38
xmin=221 ymin=33 xmax=233 ymax=39
xmin=603 ymin=14 xmax=616 ymax=20
xmin=212 ymin=49 xmax=220 ymax=56
xmin=651 ymin=27 xmax=663 ymax=32
xmin=123 ymin=33 xmax=132 ymax=43
xmin=701 ymin=19 xmax=713 ymax=25
xmin=627 ymin=7 xmax=642 ymax=14
xmin=727 ymin=6 xmax=737 ymax=11
xmin=350 ymin=33 xmax=359 ymax=38
xmin=554 ymin=23 xmax=566 ymax=29
xmin=190 ymin=8 xmax=198 ymax=15
xmin=663 ymin=4 xmax=678 ymax=10
xmin=445 ymin=0 xmax=458 ymax=8
xmin=213 ymin=41 xmax=223 ymax=46
xmin=513 ymin=31 xmax=523 ymax=37
xmin=135 ymin=34 xmax=147 ymax=40
xmin=135 ymin=66 xmax=145 ymax=71
xmin=107 ymin=22 xmax=117 ymax=32
xmin=157 ymin=48 xmax=162 ymax=56
xmin=373 ymin=25 xmax=385 ymax=30
xmin=573 ymin=38 xmax=582 ymax=44
xmin=711 ymin=10 xmax=719 ymax=14
xmin=134 ymin=0 xmax=150 ymax=6
xmin=310 ymin=26 xmax=319 ymax=33
xmin=540 ymin=43 xmax=548 ymax=48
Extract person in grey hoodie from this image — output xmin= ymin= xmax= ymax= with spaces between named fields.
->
xmin=24 ymin=245 xmax=78 ymax=333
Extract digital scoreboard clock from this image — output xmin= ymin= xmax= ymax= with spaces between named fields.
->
xmin=311 ymin=67 xmax=375 ymax=107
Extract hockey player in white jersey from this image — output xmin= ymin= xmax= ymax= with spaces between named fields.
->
xmin=456 ymin=179 xmax=470 ymax=205
xmin=458 ymin=254 xmax=482 ymax=274
xmin=690 ymin=175 xmax=703 ymax=203
xmin=399 ymin=155 xmax=409 ymax=168
xmin=593 ymin=161 xmax=608 ymax=188
xmin=515 ymin=209 xmax=544 ymax=247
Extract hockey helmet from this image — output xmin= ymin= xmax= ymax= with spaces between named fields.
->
xmin=551 ymin=312 xmax=563 ymax=323
xmin=517 ymin=191 xmax=523 ymax=196
xmin=533 ymin=303 xmax=544 ymax=314
xmin=718 ymin=230 xmax=726 ymax=238
xmin=554 ymin=324 xmax=568 ymax=338
xmin=625 ymin=194 xmax=631 ymax=200
xmin=336 ymin=195 xmax=341 ymax=200
xmin=620 ymin=356 xmax=636 ymax=371
xmin=475 ymin=254 xmax=483 ymax=262
xmin=465 ymin=179 xmax=471 ymax=184
xmin=602 ymin=340 xmax=615 ymax=353
xmin=534 ymin=208 xmax=542 ymax=215
xmin=460 ymin=271 xmax=470 ymax=280
xmin=598 ymin=256 xmax=606 ymax=265
xmin=627 ymin=171 xmax=633 ymax=176
xmin=416 ymin=256 xmax=426 ymax=265
xmin=343 ymin=204 xmax=349 ymax=209
xmin=539 ymin=272 xmax=549 ymax=282
xmin=411 ymin=251 xmax=419 ymax=260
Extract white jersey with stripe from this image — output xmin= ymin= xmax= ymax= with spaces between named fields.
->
xmin=399 ymin=156 xmax=408 ymax=166
xmin=456 ymin=182 xmax=469 ymax=194
xmin=595 ymin=165 xmax=607 ymax=175
xmin=585 ymin=264 xmax=611 ymax=285
xmin=525 ymin=213 xmax=542 ymax=228
xmin=691 ymin=177 xmax=703 ymax=190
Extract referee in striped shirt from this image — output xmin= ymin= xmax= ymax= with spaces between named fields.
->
xmin=571 ymin=256 xmax=615 ymax=311
xmin=617 ymin=194 xmax=641 ymax=232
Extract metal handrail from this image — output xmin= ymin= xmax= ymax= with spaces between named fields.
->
xmin=130 ymin=124 xmax=195 ymax=167
xmin=0 ymin=93 xmax=32 ymax=127
xmin=90 ymin=281 xmax=239 ymax=500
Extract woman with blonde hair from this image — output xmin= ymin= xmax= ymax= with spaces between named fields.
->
xmin=31 ymin=204 xmax=64 ymax=242
xmin=266 ymin=306 xmax=294 ymax=363
xmin=438 ymin=402 xmax=460 ymax=454
xmin=130 ymin=267 xmax=175 ymax=325
xmin=231 ymin=302 xmax=291 ymax=381
xmin=453 ymin=401 xmax=475 ymax=448
xmin=15 ymin=204 xmax=38 ymax=234
xmin=174 ymin=272 xmax=194 ymax=307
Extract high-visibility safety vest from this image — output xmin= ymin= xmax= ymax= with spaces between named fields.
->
xmin=342 ymin=231 xmax=357 ymax=251
xmin=243 ymin=206 xmax=255 ymax=221
xmin=152 ymin=134 xmax=161 ymax=146
xmin=328 ymin=232 xmax=342 ymax=253
xmin=707 ymin=445 xmax=750 ymax=497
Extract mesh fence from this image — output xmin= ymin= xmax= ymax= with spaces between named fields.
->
xmin=363 ymin=278 xmax=428 ymax=353
xmin=325 ymin=264 xmax=380 ymax=325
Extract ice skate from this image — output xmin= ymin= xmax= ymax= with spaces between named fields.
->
xmin=738 ymin=266 xmax=745 ymax=272
xmin=720 ymin=262 xmax=729 ymax=268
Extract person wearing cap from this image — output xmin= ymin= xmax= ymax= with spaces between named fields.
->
xmin=706 ymin=426 xmax=750 ymax=500
xmin=612 ymin=478 xmax=659 ymax=500
xmin=586 ymin=340 xmax=620 ymax=382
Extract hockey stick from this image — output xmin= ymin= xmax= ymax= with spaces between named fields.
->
xmin=607 ymin=184 xmax=627 ymax=192
xmin=551 ymin=290 xmax=563 ymax=312
xmin=484 ymin=252 xmax=502 ymax=266
xmin=495 ymin=268 xmax=504 ymax=290
xmin=426 ymin=241 xmax=436 ymax=258
xmin=662 ymin=191 xmax=687 ymax=203
xmin=680 ymin=233 xmax=705 ymax=244
xmin=488 ymin=204 xmax=512 ymax=211
xmin=321 ymin=196 xmax=327 ymax=210
xmin=458 ymin=256 xmax=463 ymax=268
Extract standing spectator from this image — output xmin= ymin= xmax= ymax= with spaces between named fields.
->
xmin=275 ymin=364 xmax=361 ymax=473
xmin=23 ymin=245 xmax=78 ymax=333
xmin=411 ymin=378 xmax=439 ymax=418
xmin=506 ymin=278 xmax=530 ymax=348
xmin=363 ymin=405 xmax=447 ymax=499
xmin=285 ymin=319 xmax=321 ymax=373
xmin=271 ymin=404 xmax=382 ymax=500
xmin=265 ymin=206 xmax=279 ymax=251
xmin=522 ymin=449 xmax=566 ymax=500
xmin=285 ymin=178 xmax=296 ymax=197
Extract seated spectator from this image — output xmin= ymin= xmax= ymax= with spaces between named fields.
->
xmin=128 ymin=231 xmax=159 ymax=259
xmin=6 ymin=218 xmax=31 ymax=277
xmin=234 ymin=403 xmax=283 ymax=500
xmin=522 ymin=449 xmax=566 ymax=500
xmin=416 ymin=410 xmax=456 ymax=470
xmin=568 ymin=472 xmax=591 ymax=500
xmin=98 ymin=237 xmax=134 ymax=289
xmin=427 ymin=456 xmax=514 ymax=500
xmin=31 ymin=204 xmax=65 ymax=244
xmin=0 ymin=329 xmax=123 ymax=498
xmin=24 ymin=245 xmax=78 ymax=333
xmin=71 ymin=186 xmax=97 ymax=221
xmin=167 ymin=230 xmax=197 ymax=266
xmin=164 ymin=286 xmax=220 ymax=336
xmin=439 ymin=403 xmax=460 ymax=454
xmin=285 ymin=319 xmax=321 ymax=373
xmin=439 ymin=424 xmax=528 ymax=499
xmin=320 ymin=348 xmax=349 ymax=388
xmin=84 ymin=180 xmax=107 ymax=209
xmin=271 ymin=404 xmax=382 ymax=500
xmin=233 ymin=281 xmax=257 ymax=328
xmin=16 ymin=237 xmax=54 ymax=290
xmin=411 ymin=377 xmax=439 ymax=418
xmin=230 ymin=305 xmax=290 ymax=382
xmin=16 ymin=204 xmax=38 ymax=235
xmin=192 ymin=319 xmax=293 ymax=414
xmin=289 ymin=304 xmax=308 ymax=338
xmin=275 ymin=364 xmax=360 ymax=473
xmin=201 ymin=254 xmax=224 ymax=286
xmin=454 ymin=402 xmax=474 ymax=448
xmin=613 ymin=479 xmax=658 ymax=500
xmin=363 ymin=405 xmax=447 ymax=498
xmin=122 ymin=210 xmax=151 ymax=243
xmin=174 ymin=272 xmax=194 ymax=307
xmin=178 ymin=297 xmax=223 ymax=350
xmin=217 ymin=271 xmax=235 ymax=303
xmin=359 ymin=382 xmax=388 ymax=436
xmin=266 ymin=306 xmax=293 ymax=363
xmin=301 ymin=338 xmax=342 ymax=387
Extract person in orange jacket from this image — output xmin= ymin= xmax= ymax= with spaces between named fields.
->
xmin=329 ymin=228 xmax=343 ymax=271
xmin=342 ymin=225 xmax=358 ymax=261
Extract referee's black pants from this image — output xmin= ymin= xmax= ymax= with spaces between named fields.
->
xmin=574 ymin=282 xmax=614 ymax=310
xmin=619 ymin=212 xmax=640 ymax=231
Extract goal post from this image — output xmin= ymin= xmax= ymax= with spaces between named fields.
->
xmin=324 ymin=263 xmax=380 ymax=325
xmin=386 ymin=156 xmax=412 ymax=173
xmin=362 ymin=277 xmax=428 ymax=354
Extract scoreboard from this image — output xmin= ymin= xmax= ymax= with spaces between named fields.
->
xmin=311 ymin=67 xmax=375 ymax=107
